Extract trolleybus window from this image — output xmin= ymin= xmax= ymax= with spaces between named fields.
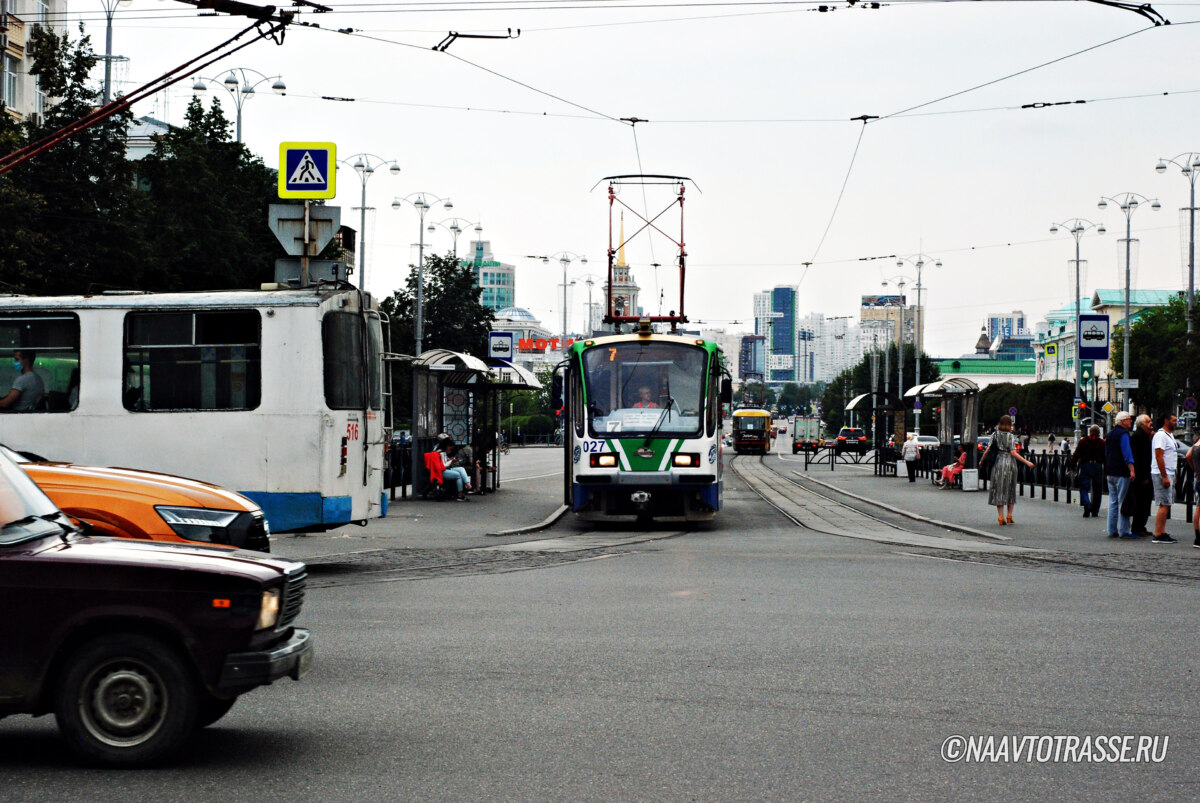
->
xmin=0 ymin=312 xmax=80 ymax=413
xmin=581 ymin=342 xmax=706 ymax=437
xmin=123 ymin=311 xmax=261 ymax=411
xmin=322 ymin=312 xmax=382 ymax=410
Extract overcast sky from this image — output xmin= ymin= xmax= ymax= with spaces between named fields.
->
xmin=80 ymin=0 xmax=1200 ymax=355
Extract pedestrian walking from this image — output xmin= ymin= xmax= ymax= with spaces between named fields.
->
xmin=1069 ymin=424 xmax=1105 ymax=518
xmin=1127 ymin=414 xmax=1154 ymax=537
xmin=1150 ymin=413 xmax=1180 ymax=544
xmin=1104 ymin=411 xmax=1137 ymax=539
xmin=986 ymin=414 xmax=1035 ymax=525
xmin=1186 ymin=435 xmax=1200 ymax=548
xmin=900 ymin=432 xmax=921 ymax=483
xmin=1047 ymin=431 xmax=1057 ymax=451
xmin=1022 ymin=430 xmax=1032 ymax=452
xmin=1061 ymin=439 xmax=1071 ymax=455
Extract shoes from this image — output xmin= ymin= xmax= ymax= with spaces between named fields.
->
xmin=998 ymin=514 xmax=1006 ymax=526
xmin=1151 ymin=534 xmax=1177 ymax=544
xmin=1082 ymin=510 xmax=1091 ymax=518
xmin=456 ymin=494 xmax=471 ymax=502
xmin=1006 ymin=514 xmax=1014 ymax=524
xmin=1107 ymin=532 xmax=1120 ymax=538
xmin=1119 ymin=533 xmax=1140 ymax=539
xmin=1133 ymin=529 xmax=1153 ymax=538
xmin=1193 ymin=534 xmax=1200 ymax=548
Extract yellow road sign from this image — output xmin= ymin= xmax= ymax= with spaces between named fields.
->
xmin=279 ymin=142 xmax=336 ymax=199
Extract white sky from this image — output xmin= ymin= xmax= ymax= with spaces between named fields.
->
xmin=82 ymin=0 xmax=1200 ymax=356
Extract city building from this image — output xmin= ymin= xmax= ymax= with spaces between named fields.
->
xmin=602 ymin=216 xmax=641 ymax=322
xmin=699 ymin=329 xmax=745 ymax=382
xmin=1 ymin=0 xmax=63 ymax=124
xmin=738 ymin=334 xmax=765 ymax=383
xmin=859 ymin=293 xmax=923 ymax=352
xmin=462 ymin=240 xmax=515 ymax=312
xmin=492 ymin=306 xmax=554 ymax=373
xmin=753 ymin=286 xmax=799 ymax=386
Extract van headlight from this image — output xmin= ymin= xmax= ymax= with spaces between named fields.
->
xmin=257 ymin=588 xmax=281 ymax=630
xmin=155 ymin=506 xmax=240 ymax=543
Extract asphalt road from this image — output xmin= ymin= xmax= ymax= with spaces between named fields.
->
xmin=2 ymin=449 xmax=1196 ymax=801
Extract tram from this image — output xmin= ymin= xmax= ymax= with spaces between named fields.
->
xmin=731 ymin=407 xmax=772 ymax=454
xmin=557 ymin=174 xmax=732 ymax=521
xmin=0 ymin=286 xmax=389 ymax=533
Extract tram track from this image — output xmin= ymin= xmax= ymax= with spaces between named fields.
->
xmin=731 ymin=454 xmax=1200 ymax=586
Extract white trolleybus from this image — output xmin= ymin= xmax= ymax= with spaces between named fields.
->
xmin=0 ymin=286 xmax=389 ymax=533
xmin=557 ymin=174 xmax=732 ymax=522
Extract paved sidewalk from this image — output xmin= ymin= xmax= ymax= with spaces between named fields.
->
xmin=777 ymin=452 xmax=1200 ymax=556
xmin=268 ymin=448 xmax=566 ymax=561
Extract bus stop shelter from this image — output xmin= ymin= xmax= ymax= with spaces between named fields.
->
xmin=904 ymin=377 xmax=980 ymax=464
xmin=406 ymin=349 xmax=541 ymax=497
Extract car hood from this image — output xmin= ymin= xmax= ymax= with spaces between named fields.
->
xmin=31 ymin=533 xmax=298 ymax=582
xmin=22 ymin=462 xmax=259 ymax=512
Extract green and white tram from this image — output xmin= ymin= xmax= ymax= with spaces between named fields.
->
xmin=559 ymin=322 xmax=731 ymax=521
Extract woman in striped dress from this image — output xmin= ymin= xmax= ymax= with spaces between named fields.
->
xmin=987 ymin=414 xmax=1035 ymax=525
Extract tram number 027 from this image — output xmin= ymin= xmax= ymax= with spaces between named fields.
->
xmin=582 ymin=440 xmax=604 ymax=453
xmin=345 ymin=422 xmax=360 ymax=441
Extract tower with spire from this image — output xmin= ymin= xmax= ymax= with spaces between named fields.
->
xmin=603 ymin=212 xmax=641 ymax=328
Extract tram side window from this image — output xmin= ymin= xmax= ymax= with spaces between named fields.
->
xmin=123 ymin=311 xmax=261 ymax=411
xmin=0 ymin=313 xmax=81 ymax=413
xmin=323 ymin=312 xmax=382 ymax=410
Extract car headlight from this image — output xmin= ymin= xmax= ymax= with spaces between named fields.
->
xmin=257 ymin=588 xmax=281 ymax=630
xmin=155 ymin=506 xmax=241 ymax=543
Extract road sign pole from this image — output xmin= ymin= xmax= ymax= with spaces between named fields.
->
xmin=302 ymin=200 xmax=311 ymax=287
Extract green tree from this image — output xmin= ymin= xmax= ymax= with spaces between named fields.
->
xmin=0 ymin=24 xmax=148 ymax=293
xmin=821 ymin=343 xmax=939 ymax=435
xmin=1111 ymin=295 xmax=1199 ymax=417
xmin=135 ymin=97 xmax=286 ymax=291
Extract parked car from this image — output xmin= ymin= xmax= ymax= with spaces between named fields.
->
xmin=1 ymin=445 xmax=269 ymax=551
xmin=835 ymin=427 xmax=869 ymax=454
xmin=0 ymin=449 xmax=312 ymax=765
xmin=916 ymin=435 xmax=941 ymax=449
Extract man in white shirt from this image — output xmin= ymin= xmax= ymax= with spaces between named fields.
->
xmin=1150 ymin=413 xmax=1179 ymax=544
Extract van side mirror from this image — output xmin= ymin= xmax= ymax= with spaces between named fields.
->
xmin=551 ymin=374 xmax=564 ymax=411
xmin=720 ymin=377 xmax=733 ymax=405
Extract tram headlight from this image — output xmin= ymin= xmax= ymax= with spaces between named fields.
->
xmin=156 ymin=506 xmax=241 ymax=543
xmin=672 ymin=453 xmax=701 ymax=467
xmin=590 ymin=453 xmax=619 ymax=468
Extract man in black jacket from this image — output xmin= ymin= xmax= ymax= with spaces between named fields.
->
xmin=1127 ymin=414 xmax=1154 ymax=537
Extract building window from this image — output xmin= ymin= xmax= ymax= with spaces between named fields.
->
xmin=3 ymin=55 xmax=20 ymax=109
xmin=124 ymin=311 xmax=261 ymax=411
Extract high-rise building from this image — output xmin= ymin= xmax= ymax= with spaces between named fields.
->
xmin=753 ymin=286 xmax=799 ymax=385
xmin=738 ymin=334 xmax=766 ymax=383
xmin=860 ymin=294 xmax=922 ymax=351
xmin=463 ymin=240 xmax=515 ymax=311
xmin=986 ymin=311 xmax=1028 ymax=340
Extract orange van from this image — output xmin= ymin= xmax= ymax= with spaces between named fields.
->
xmin=1 ymin=445 xmax=269 ymax=551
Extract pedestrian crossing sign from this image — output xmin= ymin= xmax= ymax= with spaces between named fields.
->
xmin=279 ymin=142 xmax=337 ymax=199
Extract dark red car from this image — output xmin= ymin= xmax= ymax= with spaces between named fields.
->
xmin=0 ymin=450 xmax=312 ymax=766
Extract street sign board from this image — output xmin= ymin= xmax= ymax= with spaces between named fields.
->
xmin=913 ymin=398 xmax=922 ymax=409
xmin=1113 ymin=378 xmax=1139 ymax=390
xmin=278 ymin=142 xmax=336 ymax=199
xmin=1102 ymin=401 xmax=1115 ymax=414
xmin=1184 ymin=396 xmax=1198 ymax=412
xmin=1009 ymin=406 xmax=1018 ymax=416
xmin=1072 ymin=406 xmax=1079 ymax=419
xmin=1044 ymin=344 xmax=1058 ymax=357
xmin=268 ymin=204 xmax=341 ymax=256
xmin=488 ymin=332 xmax=515 ymax=360
xmin=1080 ymin=361 xmax=1094 ymax=383
xmin=1078 ymin=314 xmax=1110 ymax=360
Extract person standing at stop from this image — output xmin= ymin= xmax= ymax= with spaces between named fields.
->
xmin=1150 ymin=413 xmax=1180 ymax=544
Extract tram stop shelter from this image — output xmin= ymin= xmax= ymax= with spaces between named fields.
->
xmin=844 ymin=391 xmax=893 ymax=446
xmin=904 ymin=377 xmax=980 ymax=466
xmin=406 ymin=349 xmax=542 ymax=497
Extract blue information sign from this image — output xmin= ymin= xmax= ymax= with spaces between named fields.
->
xmin=1078 ymin=313 xmax=1110 ymax=361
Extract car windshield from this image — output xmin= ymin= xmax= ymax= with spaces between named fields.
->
xmin=0 ymin=450 xmax=64 ymax=544
xmin=582 ymin=341 xmax=708 ymax=438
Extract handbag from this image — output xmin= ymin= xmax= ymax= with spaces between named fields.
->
xmin=980 ymin=440 xmax=996 ymax=473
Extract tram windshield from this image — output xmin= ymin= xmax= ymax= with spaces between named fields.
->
xmin=733 ymin=415 xmax=767 ymax=431
xmin=581 ymin=341 xmax=707 ymax=437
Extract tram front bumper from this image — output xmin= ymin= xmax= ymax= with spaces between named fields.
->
xmin=572 ymin=472 xmax=719 ymax=516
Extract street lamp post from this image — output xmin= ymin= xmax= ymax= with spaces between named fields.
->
xmin=338 ymin=154 xmax=400 ymax=292
xmin=525 ymin=252 xmax=588 ymax=350
xmin=1098 ymin=192 xmax=1161 ymax=410
xmin=192 ymin=68 xmax=286 ymax=143
xmin=100 ymin=0 xmax=131 ymax=105
xmin=427 ymin=218 xmax=483 ymax=260
xmin=894 ymin=254 xmax=942 ymax=434
xmin=393 ymin=192 xmax=453 ymax=499
xmin=880 ymin=276 xmax=908 ymax=438
xmin=1156 ymin=152 xmax=1200 ymax=436
xmin=1050 ymin=218 xmax=1105 ymax=443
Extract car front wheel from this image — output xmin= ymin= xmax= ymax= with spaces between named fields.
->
xmin=54 ymin=634 xmax=199 ymax=766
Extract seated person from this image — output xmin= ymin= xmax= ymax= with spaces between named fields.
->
xmin=439 ymin=443 xmax=473 ymax=501
xmin=937 ymin=445 xmax=968 ymax=488
xmin=632 ymin=385 xmax=658 ymax=409
xmin=0 ymin=350 xmax=46 ymax=412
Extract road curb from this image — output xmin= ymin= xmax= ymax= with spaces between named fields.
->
xmin=793 ymin=471 xmax=1012 ymax=542
xmin=487 ymin=504 xmax=569 ymax=537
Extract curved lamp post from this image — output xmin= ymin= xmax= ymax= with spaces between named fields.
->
xmin=1098 ymin=192 xmax=1161 ymax=409
xmin=526 ymin=252 xmax=588 ymax=348
xmin=192 ymin=68 xmax=286 ymax=142
xmin=337 ymin=154 xmax=400 ymax=292
xmin=1050 ymin=218 xmax=1105 ymax=441
xmin=893 ymin=254 xmax=941 ymax=434
xmin=100 ymin=0 xmax=132 ymax=105
xmin=427 ymin=218 xmax=483 ymax=260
